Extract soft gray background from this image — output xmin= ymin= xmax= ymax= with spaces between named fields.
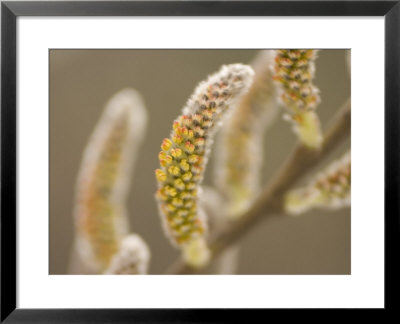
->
xmin=50 ymin=49 xmax=350 ymax=274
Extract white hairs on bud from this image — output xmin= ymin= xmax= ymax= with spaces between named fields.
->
xmin=104 ymin=234 xmax=151 ymax=275
xmin=285 ymin=150 xmax=351 ymax=216
xmin=72 ymin=88 xmax=148 ymax=273
xmin=214 ymin=51 xmax=278 ymax=218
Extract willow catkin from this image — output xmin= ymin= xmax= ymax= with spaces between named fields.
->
xmin=273 ymin=49 xmax=323 ymax=149
xmin=214 ymin=50 xmax=279 ymax=218
xmin=285 ymin=150 xmax=351 ymax=215
xmin=104 ymin=234 xmax=150 ymax=275
xmin=155 ymin=64 xmax=254 ymax=267
xmin=73 ymin=88 xmax=148 ymax=273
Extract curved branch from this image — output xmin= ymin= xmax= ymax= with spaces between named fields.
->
xmin=166 ymin=99 xmax=351 ymax=274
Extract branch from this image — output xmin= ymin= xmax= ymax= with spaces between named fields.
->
xmin=165 ymin=99 xmax=351 ymax=274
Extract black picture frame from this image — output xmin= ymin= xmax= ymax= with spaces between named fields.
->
xmin=1 ymin=0 xmax=399 ymax=322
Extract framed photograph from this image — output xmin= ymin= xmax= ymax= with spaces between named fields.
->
xmin=1 ymin=0 xmax=399 ymax=321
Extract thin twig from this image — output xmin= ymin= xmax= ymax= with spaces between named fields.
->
xmin=165 ymin=99 xmax=351 ymax=274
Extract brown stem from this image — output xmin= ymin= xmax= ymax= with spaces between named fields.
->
xmin=165 ymin=99 xmax=351 ymax=274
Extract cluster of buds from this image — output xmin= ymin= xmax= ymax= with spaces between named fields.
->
xmin=215 ymin=51 xmax=278 ymax=217
xmin=285 ymin=151 xmax=351 ymax=215
xmin=155 ymin=64 xmax=254 ymax=267
xmin=273 ymin=49 xmax=323 ymax=149
xmin=104 ymin=234 xmax=150 ymax=274
xmin=73 ymin=89 xmax=149 ymax=273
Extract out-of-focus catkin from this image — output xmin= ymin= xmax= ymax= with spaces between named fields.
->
xmin=273 ymin=49 xmax=323 ymax=149
xmin=215 ymin=51 xmax=279 ymax=218
xmin=73 ymin=88 xmax=148 ymax=273
xmin=285 ymin=151 xmax=351 ymax=215
xmin=104 ymin=234 xmax=150 ymax=274
xmin=155 ymin=64 xmax=254 ymax=267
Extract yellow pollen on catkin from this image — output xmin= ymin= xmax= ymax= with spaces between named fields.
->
xmin=168 ymin=165 xmax=181 ymax=176
xmin=194 ymin=138 xmax=205 ymax=147
xmin=182 ymin=172 xmax=193 ymax=182
xmin=154 ymin=64 xmax=254 ymax=266
xmin=184 ymin=141 xmax=195 ymax=153
xmin=161 ymin=138 xmax=172 ymax=151
xmin=174 ymin=179 xmax=185 ymax=191
xmin=171 ymin=148 xmax=182 ymax=158
xmin=172 ymin=134 xmax=183 ymax=144
xmin=155 ymin=169 xmax=167 ymax=182
xmin=164 ymin=155 xmax=173 ymax=164
xmin=165 ymin=186 xmax=177 ymax=197
xmin=180 ymin=160 xmax=190 ymax=172
xmin=188 ymin=154 xmax=199 ymax=163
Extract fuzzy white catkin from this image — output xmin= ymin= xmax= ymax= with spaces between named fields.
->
xmin=72 ymin=88 xmax=148 ymax=273
xmin=155 ymin=64 xmax=254 ymax=267
xmin=285 ymin=150 xmax=351 ymax=216
xmin=214 ymin=50 xmax=279 ymax=218
xmin=104 ymin=234 xmax=150 ymax=275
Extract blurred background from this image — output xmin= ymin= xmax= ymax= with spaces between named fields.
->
xmin=50 ymin=49 xmax=350 ymax=274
